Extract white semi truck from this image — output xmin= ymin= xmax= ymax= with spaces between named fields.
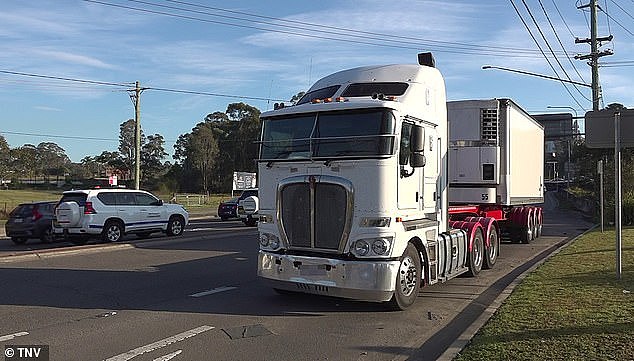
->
xmin=256 ymin=53 xmax=541 ymax=309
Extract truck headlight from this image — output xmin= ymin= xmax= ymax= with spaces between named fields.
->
xmin=352 ymin=240 xmax=370 ymax=256
xmin=372 ymin=238 xmax=391 ymax=255
xmin=351 ymin=237 xmax=393 ymax=257
xmin=259 ymin=233 xmax=281 ymax=251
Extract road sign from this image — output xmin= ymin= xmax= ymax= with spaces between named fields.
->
xmin=233 ymin=171 xmax=257 ymax=191
xmin=585 ymin=109 xmax=634 ymax=148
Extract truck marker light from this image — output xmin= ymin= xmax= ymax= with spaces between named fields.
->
xmin=335 ymin=97 xmax=348 ymax=102
xmin=323 ymin=97 xmax=333 ymax=103
xmin=311 ymin=98 xmax=323 ymax=104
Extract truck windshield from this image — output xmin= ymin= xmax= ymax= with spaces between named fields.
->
xmin=260 ymin=108 xmax=395 ymax=160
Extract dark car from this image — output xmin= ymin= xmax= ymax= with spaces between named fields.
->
xmin=5 ymin=201 xmax=57 ymax=245
xmin=217 ymin=196 xmax=240 ymax=221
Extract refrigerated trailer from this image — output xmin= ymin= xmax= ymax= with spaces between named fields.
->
xmin=447 ymin=99 xmax=544 ymax=244
xmin=255 ymin=54 xmax=542 ymax=309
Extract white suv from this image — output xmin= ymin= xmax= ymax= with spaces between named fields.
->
xmin=54 ymin=188 xmax=189 ymax=245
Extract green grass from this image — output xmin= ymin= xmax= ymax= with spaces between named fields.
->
xmin=0 ymin=189 xmax=61 ymax=218
xmin=455 ymin=228 xmax=634 ymax=361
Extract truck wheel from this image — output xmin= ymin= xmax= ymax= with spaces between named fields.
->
xmin=521 ymin=216 xmax=534 ymax=244
xmin=387 ymin=243 xmax=421 ymax=310
xmin=167 ymin=215 xmax=185 ymax=236
xmin=483 ymin=227 xmax=499 ymax=269
xmin=467 ymin=229 xmax=484 ymax=277
xmin=102 ymin=221 xmax=123 ymax=242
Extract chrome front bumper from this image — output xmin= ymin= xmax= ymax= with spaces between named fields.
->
xmin=258 ymin=251 xmax=400 ymax=302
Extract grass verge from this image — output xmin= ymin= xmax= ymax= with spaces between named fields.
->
xmin=455 ymin=228 xmax=634 ymax=361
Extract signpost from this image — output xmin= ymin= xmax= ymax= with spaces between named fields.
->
xmin=585 ymin=109 xmax=634 ymax=280
xmin=232 ymin=172 xmax=257 ymax=196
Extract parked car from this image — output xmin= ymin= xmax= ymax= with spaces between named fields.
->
xmin=5 ymin=201 xmax=58 ymax=245
xmin=236 ymin=188 xmax=258 ymax=226
xmin=217 ymin=196 xmax=240 ymax=221
xmin=54 ymin=188 xmax=189 ymax=245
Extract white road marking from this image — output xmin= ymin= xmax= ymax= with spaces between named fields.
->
xmin=0 ymin=331 xmax=29 ymax=341
xmin=152 ymin=350 xmax=182 ymax=361
xmin=104 ymin=325 xmax=214 ymax=361
xmin=189 ymin=286 xmax=237 ymax=298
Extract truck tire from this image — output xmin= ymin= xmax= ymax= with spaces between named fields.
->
xmin=467 ymin=228 xmax=484 ymax=277
xmin=102 ymin=220 xmax=124 ymax=242
xmin=387 ymin=243 xmax=421 ymax=310
xmin=520 ymin=212 xmax=534 ymax=244
xmin=483 ymin=226 xmax=499 ymax=269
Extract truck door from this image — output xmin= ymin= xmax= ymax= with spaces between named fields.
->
xmin=398 ymin=122 xmax=422 ymax=210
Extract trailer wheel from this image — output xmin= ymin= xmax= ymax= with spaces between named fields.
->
xmin=387 ymin=243 xmax=421 ymax=310
xmin=467 ymin=228 xmax=484 ymax=276
xmin=483 ymin=226 xmax=499 ymax=269
xmin=536 ymin=208 xmax=543 ymax=238
xmin=520 ymin=213 xmax=534 ymax=244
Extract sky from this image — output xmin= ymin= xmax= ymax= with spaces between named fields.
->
xmin=1 ymin=0 xmax=633 ymax=162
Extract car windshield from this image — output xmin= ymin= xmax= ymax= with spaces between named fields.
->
xmin=260 ymin=108 xmax=396 ymax=160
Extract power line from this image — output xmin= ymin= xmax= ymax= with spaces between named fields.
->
xmin=82 ymin=0 xmax=569 ymax=59
xmin=511 ymin=0 xmax=586 ymax=109
xmin=609 ymin=0 xmax=634 ymax=22
xmin=0 ymin=70 xmax=131 ymax=87
xmin=159 ymin=0 xmax=566 ymax=56
xmin=538 ymin=0 xmax=589 ymax=89
xmin=551 ymin=0 xmax=577 ymax=38
xmin=147 ymin=87 xmax=286 ymax=102
xmin=1 ymin=131 xmax=118 ymax=142
xmin=600 ymin=7 xmax=634 ymax=36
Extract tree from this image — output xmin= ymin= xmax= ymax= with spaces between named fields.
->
xmin=141 ymin=134 xmax=168 ymax=182
xmin=118 ymin=119 xmax=145 ymax=180
xmin=36 ymin=142 xmax=70 ymax=183
xmin=12 ymin=144 xmax=38 ymax=180
xmin=0 ymin=135 xmax=10 ymax=183
xmin=189 ymin=122 xmax=220 ymax=193
xmin=290 ymin=91 xmax=306 ymax=105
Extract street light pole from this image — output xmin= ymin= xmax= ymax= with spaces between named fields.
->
xmin=482 ymin=65 xmax=592 ymax=88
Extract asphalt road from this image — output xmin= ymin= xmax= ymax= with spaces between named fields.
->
xmin=0 ymin=204 xmax=593 ymax=361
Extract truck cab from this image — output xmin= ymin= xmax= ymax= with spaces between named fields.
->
xmin=256 ymin=54 xmax=486 ymax=309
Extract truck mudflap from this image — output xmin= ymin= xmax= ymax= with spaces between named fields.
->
xmin=258 ymin=252 xmax=400 ymax=302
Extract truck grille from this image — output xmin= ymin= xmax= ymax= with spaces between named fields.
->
xmin=279 ymin=176 xmax=352 ymax=252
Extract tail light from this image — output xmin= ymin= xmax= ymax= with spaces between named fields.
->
xmin=84 ymin=202 xmax=97 ymax=214
xmin=32 ymin=205 xmax=43 ymax=221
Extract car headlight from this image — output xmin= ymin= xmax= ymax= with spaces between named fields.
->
xmin=351 ymin=237 xmax=393 ymax=257
xmin=259 ymin=233 xmax=281 ymax=251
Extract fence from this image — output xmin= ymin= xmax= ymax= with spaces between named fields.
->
xmin=171 ymin=193 xmax=210 ymax=206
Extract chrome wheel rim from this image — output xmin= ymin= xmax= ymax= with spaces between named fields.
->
xmin=398 ymin=256 xmax=417 ymax=297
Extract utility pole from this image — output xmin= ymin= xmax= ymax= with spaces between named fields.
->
xmin=575 ymin=0 xmax=613 ymax=111
xmin=128 ymin=81 xmax=146 ymax=190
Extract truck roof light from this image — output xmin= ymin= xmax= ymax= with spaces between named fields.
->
xmin=335 ymin=97 xmax=348 ymax=102
xmin=395 ymin=217 xmax=403 ymax=223
xmin=274 ymin=102 xmax=285 ymax=110
xmin=311 ymin=98 xmax=323 ymax=104
xmin=323 ymin=97 xmax=333 ymax=103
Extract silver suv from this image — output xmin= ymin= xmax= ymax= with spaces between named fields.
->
xmin=54 ymin=188 xmax=189 ymax=245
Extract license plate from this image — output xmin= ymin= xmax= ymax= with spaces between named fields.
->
xmin=299 ymin=264 xmax=328 ymax=276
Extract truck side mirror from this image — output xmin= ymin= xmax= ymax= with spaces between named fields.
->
xmin=411 ymin=125 xmax=425 ymax=152
xmin=411 ymin=152 xmax=426 ymax=168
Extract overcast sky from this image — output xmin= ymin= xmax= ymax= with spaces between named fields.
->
xmin=1 ymin=0 xmax=633 ymax=162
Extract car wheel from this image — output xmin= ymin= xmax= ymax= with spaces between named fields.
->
xmin=11 ymin=237 xmax=28 ymax=245
xmin=387 ymin=243 xmax=421 ymax=310
xmin=102 ymin=221 xmax=123 ymax=242
xmin=167 ymin=215 xmax=185 ymax=236
xmin=40 ymin=226 xmax=54 ymax=244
